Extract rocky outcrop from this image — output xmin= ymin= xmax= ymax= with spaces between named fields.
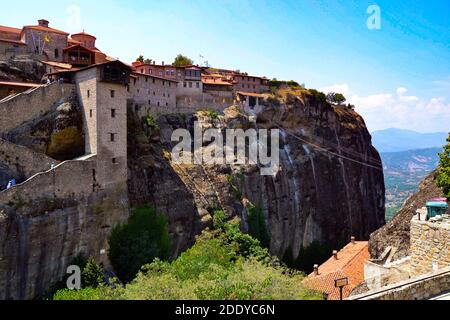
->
xmin=0 ymin=186 xmax=129 ymax=300
xmin=369 ymin=171 xmax=444 ymax=261
xmin=3 ymin=93 xmax=84 ymax=161
xmin=128 ymin=89 xmax=385 ymax=259
xmin=0 ymin=58 xmax=46 ymax=83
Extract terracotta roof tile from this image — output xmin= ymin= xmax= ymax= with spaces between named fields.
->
xmin=302 ymin=241 xmax=369 ymax=300
xmin=23 ymin=25 xmax=69 ymax=36
xmin=0 ymin=25 xmax=22 ymax=34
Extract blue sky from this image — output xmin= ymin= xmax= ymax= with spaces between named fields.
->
xmin=2 ymin=0 xmax=449 ymax=133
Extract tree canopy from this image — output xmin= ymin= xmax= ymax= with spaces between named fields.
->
xmin=326 ymin=92 xmax=347 ymax=105
xmin=436 ymin=134 xmax=450 ymax=199
xmin=172 ymin=54 xmax=194 ymax=67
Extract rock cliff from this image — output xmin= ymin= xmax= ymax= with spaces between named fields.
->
xmin=128 ymin=88 xmax=385 ymax=259
xmin=369 ymin=171 xmax=444 ymax=261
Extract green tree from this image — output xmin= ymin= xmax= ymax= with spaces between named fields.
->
xmin=82 ymin=257 xmax=104 ymax=288
xmin=144 ymin=58 xmax=153 ymax=64
xmin=326 ymin=92 xmax=347 ymax=105
xmin=108 ymin=206 xmax=171 ymax=282
xmin=172 ymin=54 xmax=194 ymax=67
xmin=436 ymin=134 xmax=450 ymax=199
xmin=136 ymin=55 xmax=144 ymax=63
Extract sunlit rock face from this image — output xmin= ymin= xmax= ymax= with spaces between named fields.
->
xmin=128 ymin=89 xmax=385 ymax=259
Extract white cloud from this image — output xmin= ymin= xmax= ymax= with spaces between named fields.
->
xmin=396 ymin=87 xmax=419 ymax=103
xmin=348 ymin=87 xmax=450 ymax=132
xmin=66 ymin=5 xmax=82 ymax=33
xmin=319 ymin=83 xmax=349 ymax=95
xmin=396 ymin=87 xmax=407 ymax=95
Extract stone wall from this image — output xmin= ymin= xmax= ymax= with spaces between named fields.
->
xmin=0 ymin=82 xmax=75 ymax=133
xmin=175 ymin=92 xmax=234 ymax=112
xmin=364 ymin=257 xmax=411 ymax=290
xmin=74 ymin=67 xmax=98 ymax=155
xmin=128 ymin=73 xmax=177 ymax=109
xmin=0 ymin=41 xmax=27 ymax=59
xmin=0 ymin=138 xmax=57 ymax=186
xmin=410 ymin=217 xmax=450 ymax=277
xmin=348 ymin=267 xmax=450 ymax=300
xmin=0 ymin=159 xmax=95 ymax=205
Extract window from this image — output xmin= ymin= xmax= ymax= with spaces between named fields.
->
xmin=166 ymin=102 xmax=168 ymax=106
xmin=163 ymin=93 xmax=165 ymax=97
xmin=189 ymin=82 xmax=192 ymax=88
xmin=183 ymin=82 xmax=187 ymax=88
xmin=169 ymin=82 xmax=171 ymax=87
xmin=54 ymin=49 xmax=59 ymax=59
xmin=111 ymin=109 xmax=116 ymax=118
xmin=145 ymin=77 xmax=148 ymax=82
xmin=126 ymin=85 xmax=130 ymax=92
xmin=89 ymin=109 xmax=93 ymax=118
xmin=152 ymin=78 xmax=155 ymax=84
xmin=153 ymin=91 xmax=156 ymax=95
xmin=157 ymin=102 xmax=160 ymax=106
xmin=112 ymin=158 xmax=117 ymax=164
xmin=162 ymin=81 xmax=165 ymax=86
xmin=168 ymin=94 xmax=170 ymax=98
xmin=196 ymin=82 xmax=200 ymax=88
xmin=110 ymin=133 xmax=115 ymax=142
xmin=148 ymin=100 xmax=151 ymax=105
xmin=87 ymin=90 xmax=90 ymax=98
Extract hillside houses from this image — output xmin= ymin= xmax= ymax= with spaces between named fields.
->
xmin=0 ymin=18 xmax=271 ymax=110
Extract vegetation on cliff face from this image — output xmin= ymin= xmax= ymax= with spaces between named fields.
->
xmin=436 ymin=134 xmax=450 ymax=200
xmin=53 ymin=207 xmax=323 ymax=300
xmin=108 ymin=206 xmax=171 ymax=282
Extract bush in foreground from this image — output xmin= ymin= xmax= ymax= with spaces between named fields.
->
xmin=108 ymin=205 xmax=171 ymax=282
xmin=54 ymin=222 xmax=322 ymax=300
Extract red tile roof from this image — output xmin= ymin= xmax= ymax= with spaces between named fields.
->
xmin=0 ymin=38 xmax=26 ymax=45
xmin=22 ymin=25 xmax=69 ymax=36
xmin=71 ymin=32 xmax=96 ymax=40
xmin=302 ymin=241 xmax=369 ymax=300
xmin=0 ymin=81 xmax=42 ymax=88
xmin=0 ymin=25 xmax=22 ymax=34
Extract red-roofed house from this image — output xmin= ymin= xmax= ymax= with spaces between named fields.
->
xmin=302 ymin=238 xmax=369 ymax=300
xmin=0 ymin=19 xmax=109 ymax=65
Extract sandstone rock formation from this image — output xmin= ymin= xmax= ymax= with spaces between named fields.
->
xmin=128 ymin=89 xmax=385 ymax=259
xmin=369 ymin=171 xmax=444 ymax=261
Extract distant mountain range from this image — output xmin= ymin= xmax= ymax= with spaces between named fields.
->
xmin=380 ymin=147 xmax=442 ymax=221
xmin=372 ymin=128 xmax=448 ymax=153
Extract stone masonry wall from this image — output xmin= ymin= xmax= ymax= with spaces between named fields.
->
xmin=0 ymin=82 xmax=75 ymax=133
xmin=410 ymin=217 xmax=450 ymax=277
xmin=348 ymin=267 xmax=450 ymax=300
xmin=0 ymin=159 xmax=95 ymax=206
xmin=128 ymin=73 xmax=177 ymax=109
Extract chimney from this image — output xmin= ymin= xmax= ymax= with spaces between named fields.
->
xmin=162 ymin=61 xmax=165 ymax=66
xmin=38 ymin=19 xmax=49 ymax=28
xmin=313 ymin=264 xmax=319 ymax=276
xmin=333 ymin=250 xmax=338 ymax=260
xmin=351 ymin=236 xmax=356 ymax=244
